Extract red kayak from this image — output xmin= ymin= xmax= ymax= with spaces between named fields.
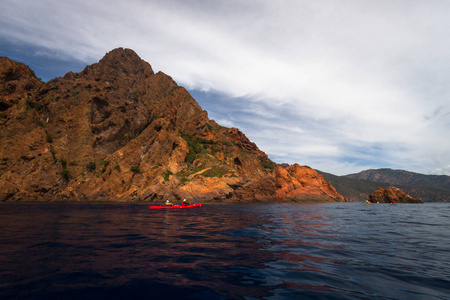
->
xmin=149 ymin=203 xmax=204 ymax=210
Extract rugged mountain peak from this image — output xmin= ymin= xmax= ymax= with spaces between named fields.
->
xmin=102 ymin=47 xmax=142 ymax=62
xmin=1 ymin=57 xmax=44 ymax=117
xmin=0 ymin=50 xmax=345 ymax=203
xmin=0 ymin=57 xmax=42 ymax=96
xmin=81 ymin=47 xmax=154 ymax=82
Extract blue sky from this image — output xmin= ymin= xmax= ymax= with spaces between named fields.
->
xmin=1 ymin=0 xmax=449 ymax=175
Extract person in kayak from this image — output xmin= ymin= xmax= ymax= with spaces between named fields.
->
xmin=182 ymin=199 xmax=190 ymax=206
xmin=165 ymin=200 xmax=173 ymax=206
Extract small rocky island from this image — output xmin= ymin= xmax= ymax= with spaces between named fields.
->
xmin=368 ymin=187 xmax=423 ymax=203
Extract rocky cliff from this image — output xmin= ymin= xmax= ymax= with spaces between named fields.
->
xmin=274 ymin=165 xmax=344 ymax=201
xmin=368 ymin=187 xmax=423 ymax=203
xmin=0 ymin=48 xmax=344 ymax=203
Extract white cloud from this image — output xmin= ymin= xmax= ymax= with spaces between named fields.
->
xmin=213 ymin=118 xmax=235 ymax=128
xmin=1 ymin=0 xmax=450 ymax=175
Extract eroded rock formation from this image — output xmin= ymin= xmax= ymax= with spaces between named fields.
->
xmin=274 ymin=165 xmax=345 ymax=201
xmin=368 ymin=187 xmax=423 ymax=203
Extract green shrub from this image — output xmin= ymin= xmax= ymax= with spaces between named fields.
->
xmin=60 ymin=159 xmax=67 ymax=168
xmin=180 ymin=131 xmax=211 ymax=164
xmin=198 ymin=137 xmax=217 ymax=145
xmin=71 ymin=89 xmax=80 ymax=97
xmin=46 ymin=134 xmax=53 ymax=143
xmin=61 ymin=168 xmax=71 ymax=180
xmin=25 ymin=98 xmax=37 ymax=110
xmin=163 ymin=170 xmax=173 ymax=181
xmin=259 ymin=157 xmax=275 ymax=170
xmin=87 ymin=162 xmax=96 ymax=171
xmin=185 ymin=151 xmax=197 ymax=165
xmin=59 ymin=158 xmax=70 ymax=180
xmin=99 ymin=160 xmax=110 ymax=174
xmin=131 ymin=165 xmax=140 ymax=174
xmin=201 ymin=166 xmax=228 ymax=178
xmin=50 ymin=148 xmax=56 ymax=163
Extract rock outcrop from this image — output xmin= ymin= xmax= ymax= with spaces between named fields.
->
xmin=368 ymin=187 xmax=423 ymax=203
xmin=0 ymin=48 xmax=344 ymax=203
xmin=274 ymin=165 xmax=344 ymax=201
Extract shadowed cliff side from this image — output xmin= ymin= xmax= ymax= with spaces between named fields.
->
xmin=0 ymin=48 xmax=344 ymax=203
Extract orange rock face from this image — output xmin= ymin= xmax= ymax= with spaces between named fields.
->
xmin=0 ymin=48 xmax=344 ymax=203
xmin=368 ymin=187 xmax=423 ymax=203
xmin=274 ymin=165 xmax=345 ymax=201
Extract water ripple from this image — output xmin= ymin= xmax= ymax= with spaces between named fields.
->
xmin=0 ymin=202 xmax=449 ymax=299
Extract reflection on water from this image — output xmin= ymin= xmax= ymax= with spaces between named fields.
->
xmin=0 ymin=203 xmax=450 ymax=299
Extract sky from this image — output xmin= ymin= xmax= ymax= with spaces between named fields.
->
xmin=1 ymin=0 xmax=449 ymax=176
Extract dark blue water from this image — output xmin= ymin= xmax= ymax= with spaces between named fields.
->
xmin=0 ymin=202 xmax=449 ymax=299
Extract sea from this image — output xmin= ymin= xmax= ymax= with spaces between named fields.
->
xmin=0 ymin=202 xmax=449 ymax=300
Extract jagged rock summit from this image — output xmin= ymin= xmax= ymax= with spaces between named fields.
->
xmin=0 ymin=48 xmax=344 ymax=203
xmin=368 ymin=187 xmax=423 ymax=203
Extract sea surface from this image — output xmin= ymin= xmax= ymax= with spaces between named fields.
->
xmin=0 ymin=202 xmax=449 ymax=299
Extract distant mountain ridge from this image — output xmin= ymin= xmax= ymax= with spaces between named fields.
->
xmin=346 ymin=168 xmax=450 ymax=191
xmin=319 ymin=168 xmax=450 ymax=202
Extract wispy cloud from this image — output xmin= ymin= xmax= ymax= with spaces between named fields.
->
xmin=1 ymin=0 xmax=449 ymax=175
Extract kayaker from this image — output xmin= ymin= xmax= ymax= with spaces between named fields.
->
xmin=165 ymin=200 xmax=173 ymax=206
xmin=182 ymin=199 xmax=190 ymax=206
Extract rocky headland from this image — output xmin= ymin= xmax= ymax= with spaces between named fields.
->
xmin=368 ymin=187 xmax=423 ymax=203
xmin=0 ymin=48 xmax=344 ymax=203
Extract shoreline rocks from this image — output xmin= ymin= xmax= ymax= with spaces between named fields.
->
xmin=368 ymin=187 xmax=423 ymax=203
